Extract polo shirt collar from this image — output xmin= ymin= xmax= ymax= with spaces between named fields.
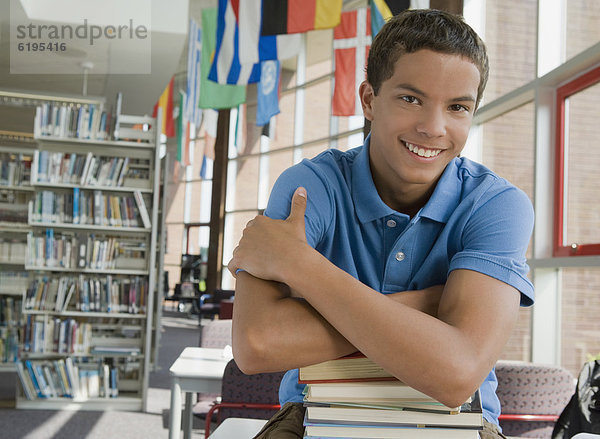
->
xmin=351 ymin=135 xmax=462 ymax=224
xmin=352 ymin=135 xmax=396 ymax=224
xmin=419 ymin=158 xmax=462 ymax=223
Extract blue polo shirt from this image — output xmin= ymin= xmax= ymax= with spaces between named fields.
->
xmin=263 ymin=137 xmax=535 ymax=425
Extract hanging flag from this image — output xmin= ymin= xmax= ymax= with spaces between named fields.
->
xmin=153 ymin=76 xmax=176 ymax=137
xmin=176 ymin=91 xmax=191 ymax=166
xmin=186 ymin=18 xmax=203 ymax=128
xmin=261 ymin=0 xmax=343 ymax=35
xmin=369 ymin=0 xmax=410 ymax=36
xmin=209 ymin=0 xmax=262 ymax=85
xmin=256 ymin=60 xmax=280 ymax=126
xmin=199 ymin=8 xmax=246 ymax=109
xmin=332 ymin=8 xmax=371 ymax=116
xmin=237 ymin=0 xmax=301 ymax=65
xmin=209 ymin=0 xmax=301 ymax=85
xmin=199 ymin=109 xmax=219 ymax=179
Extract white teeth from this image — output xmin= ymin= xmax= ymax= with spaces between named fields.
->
xmin=404 ymin=142 xmax=441 ymax=158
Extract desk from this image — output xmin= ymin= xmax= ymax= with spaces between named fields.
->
xmin=169 ymin=347 xmax=230 ymax=439
xmin=207 ymin=417 xmax=267 ymax=438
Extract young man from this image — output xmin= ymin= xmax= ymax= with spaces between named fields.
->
xmin=228 ymin=9 xmax=534 ymax=439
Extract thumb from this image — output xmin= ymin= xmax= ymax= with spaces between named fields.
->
xmin=287 ymin=187 xmax=307 ymax=226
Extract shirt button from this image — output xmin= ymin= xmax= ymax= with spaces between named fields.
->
xmin=395 ymin=251 xmax=405 ymax=261
xmin=386 ymin=219 xmax=397 ymax=228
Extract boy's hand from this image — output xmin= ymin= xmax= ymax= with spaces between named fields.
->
xmin=228 ymin=187 xmax=311 ymax=284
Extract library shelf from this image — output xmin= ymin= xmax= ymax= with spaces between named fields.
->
xmin=24 ymin=266 xmax=149 ymax=276
xmin=27 ymin=221 xmax=151 ymax=234
xmin=31 ymin=182 xmax=153 ymax=194
xmin=16 ymin=395 xmax=144 ymax=411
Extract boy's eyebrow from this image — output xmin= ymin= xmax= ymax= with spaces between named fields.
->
xmin=394 ymin=83 xmax=476 ymax=103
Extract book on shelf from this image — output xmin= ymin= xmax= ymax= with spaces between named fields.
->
xmin=26 ymin=231 xmax=146 ymax=270
xmin=113 ymin=92 xmax=123 ymax=140
xmin=35 ymin=102 xmax=110 ymax=141
xmin=0 ymin=151 xmax=32 ymax=187
xmin=16 ymin=358 xmax=122 ymax=401
xmin=133 ymin=190 xmax=151 ymax=228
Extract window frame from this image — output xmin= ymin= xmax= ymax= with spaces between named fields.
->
xmin=554 ymin=64 xmax=600 ymax=256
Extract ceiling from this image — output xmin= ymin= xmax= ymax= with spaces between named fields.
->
xmin=0 ymin=0 xmax=191 ymax=115
xmin=0 ymin=0 xmax=360 ymax=116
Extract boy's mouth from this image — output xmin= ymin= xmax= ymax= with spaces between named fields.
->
xmin=403 ymin=141 xmax=442 ymax=158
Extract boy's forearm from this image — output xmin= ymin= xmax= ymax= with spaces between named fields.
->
xmin=233 ymin=270 xmax=445 ymax=374
xmin=232 ymin=271 xmax=355 ymax=374
xmin=282 ymin=248 xmax=520 ymax=409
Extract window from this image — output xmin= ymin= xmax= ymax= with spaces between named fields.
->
xmin=163 ymin=111 xmax=214 ymax=294
xmin=554 ymin=65 xmax=600 ymax=256
xmin=566 ymin=0 xmax=600 ymax=62
xmin=478 ymin=102 xmax=536 ymax=360
xmin=221 ymin=33 xmax=366 ymax=289
xmin=480 ymin=0 xmax=537 ymax=102
xmin=561 ymin=267 xmax=600 ymax=372
xmin=467 ymin=0 xmax=600 ymax=376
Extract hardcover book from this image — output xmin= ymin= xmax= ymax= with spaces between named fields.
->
xmin=299 ymin=352 xmax=395 ymax=384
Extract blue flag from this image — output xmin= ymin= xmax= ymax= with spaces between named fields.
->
xmin=256 ymin=60 xmax=280 ymax=126
xmin=370 ymin=0 xmax=410 ymax=36
xmin=185 ymin=18 xmax=203 ymax=127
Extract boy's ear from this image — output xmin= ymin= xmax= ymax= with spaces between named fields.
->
xmin=359 ymin=81 xmax=375 ymax=121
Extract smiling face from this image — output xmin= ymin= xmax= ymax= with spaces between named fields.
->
xmin=361 ymin=49 xmax=480 ymax=214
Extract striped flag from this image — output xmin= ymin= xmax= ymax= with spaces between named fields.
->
xmin=153 ymin=76 xmax=176 ymax=136
xmin=185 ymin=18 xmax=203 ymax=128
xmin=332 ymin=8 xmax=371 ymax=116
xmin=237 ymin=0 xmax=301 ymax=66
xmin=208 ymin=0 xmax=301 ymax=85
xmin=370 ymin=0 xmax=410 ymax=36
xmin=261 ymin=0 xmax=342 ymax=35
xmin=198 ymin=8 xmax=246 ymax=109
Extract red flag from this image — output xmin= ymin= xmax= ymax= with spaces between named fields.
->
xmin=153 ymin=76 xmax=176 ymax=137
xmin=261 ymin=0 xmax=342 ymax=35
xmin=332 ymin=8 xmax=371 ymax=116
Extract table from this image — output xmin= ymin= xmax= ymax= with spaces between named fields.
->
xmin=207 ymin=417 xmax=268 ymax=439
xmin=168 ymin=347 xmax=231 ymax=439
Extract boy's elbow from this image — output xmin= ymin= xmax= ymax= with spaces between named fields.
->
xmin=232 ymin=324 xmax=270 ymax=375
xmin=432 ymin=362 xmax=483 ymax=409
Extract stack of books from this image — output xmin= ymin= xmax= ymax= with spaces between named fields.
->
xmin=299 ymin=352 xmax=483 ymax=438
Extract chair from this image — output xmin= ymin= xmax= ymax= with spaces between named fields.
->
xmin=198 ymin=289 xmax=235 ymax=321
xmin=199 ymin=319 xmax=232 ymax=349
xmin=496 ymin=360 xmax=576 ymax=438
xmin=204 ymin=359 xmax=284 ymax=438
xmin=193 ymin=320 xmax=234 ymax=418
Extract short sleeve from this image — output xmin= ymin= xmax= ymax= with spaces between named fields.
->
xmin=263 ymin=160 xmax=334 ymax=249
xmin=449 ymin=186 xmax=535 ymax=306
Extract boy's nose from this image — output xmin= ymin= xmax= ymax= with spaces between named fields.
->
xmin=415 ymin=108 xmax=447 ymax=138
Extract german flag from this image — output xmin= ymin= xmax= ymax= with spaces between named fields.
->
xmin=261 ymin=0 xmax=342 ymax=35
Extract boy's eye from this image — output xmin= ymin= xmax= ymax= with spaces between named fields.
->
xmin=449 ymin=104 xmax=469 ymax=112
xmin=400 ymin=95 xmax=419 ymax=104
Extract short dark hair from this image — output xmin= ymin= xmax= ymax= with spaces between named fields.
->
xmin=366 ymin=9 xmax=489 ymax=107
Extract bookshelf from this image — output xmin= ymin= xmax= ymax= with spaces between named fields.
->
xmin=0 ymin=91 xmax=164 ymax=412
xmin=0 ymin=142 xmax=36 ymax=372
